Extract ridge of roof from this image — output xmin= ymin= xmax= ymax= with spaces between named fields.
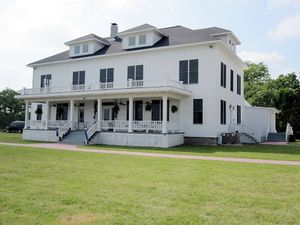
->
xmin=65 ymin=33 xmax=110 ymax=45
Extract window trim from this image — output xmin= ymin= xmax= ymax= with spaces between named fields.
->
xmin=128 ymin=36 xmax=136 ymax=46
xmin=82 ymin=43 xmax=89 ymax=53
xmin=100 ymin=68 xmax=114 ymax=83
xmin=74 ymin=45 xmax=80 ymax=54
xmin=127 ymin=65 xmax=143 ymax=81
xmin=193 ymin=99 xmax=203 ymax=124
xmin=73 ymin=71 xmax=85 ymax=85
xmin=179 ymin=59 xmax=199 ymax=84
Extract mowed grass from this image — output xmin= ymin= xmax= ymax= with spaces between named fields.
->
xmin=85 ymin=143 xmax=300 ymax=161
xmin=0 ymin=145 xmax=300 ymax=225
xmin=0 ymin=131 xmax=40 ymax=144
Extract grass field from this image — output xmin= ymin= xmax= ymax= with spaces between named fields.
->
xmin=0 ymin=131 xmax=39 ymax=144
xmin=85 ymin=143 xmax=300 ymax=161
xmin=0 ymin=144 xmax=299 ymax=225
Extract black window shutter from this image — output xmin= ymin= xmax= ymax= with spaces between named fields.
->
xmin=100 ymin=69 xmax=107 ymax=83
xmin=179 ymin=60 xmax=188 ymax=84
xmin=107 ymin=68 xmax=114 ymax=82
xmin=79 ymin=71 xmax=85 ymax=84
xmin=73 ymin=72 xmax=78 ymax=85
xmin=127 ymin=66 xmax=135 ymax=80
xmin=224 ymin=64 xmax=227 ymax=88
xmin=41 ymin=75 xmax=45 ymax=88
xmin=136 ymin=65 xmax=143 ymax=80
xmin=230 ymin=70 xmax=234 ymax=91
xmin=189 ymin=59 xmax=198 ymax=84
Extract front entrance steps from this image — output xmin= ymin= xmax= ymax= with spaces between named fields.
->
xmin=267 ymin=132 xmax=286 ymax=142
xmin=60 ymin=131 xmax=86 ymax=145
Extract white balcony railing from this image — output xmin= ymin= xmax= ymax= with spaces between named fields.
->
xmin=21 ymin=78 xmax=185 ymax=95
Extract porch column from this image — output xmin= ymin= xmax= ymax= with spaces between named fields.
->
xmin=162 ymin=95 xmax=168 ymax=134
xmin=128 ymin=97 xmax=133 ymax=132
xmin=45 ymin=100 xmax=49 ymax=130
xmin=24 ymin=101 xmax=29 ymax=129
xmin=70 ymin=99 xmax=74 ymax=130
xmin=97 ymin=98 xmax=102 ymax=130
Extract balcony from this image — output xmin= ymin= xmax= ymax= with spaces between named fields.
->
xmin=21 ymin=79 xmax=187 ymax=96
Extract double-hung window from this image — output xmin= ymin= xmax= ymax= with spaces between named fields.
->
xmin=230 ymin=70 xmax=234 ymax=92
xmin=128 ymin=36 xmax=136 ymax=46
xmin=40 ymin=74 xmax=52 ymax=88
xmin=193 ymin=99 xmax=203 ymax=124
xmin=179 ymin=59 xmax=198 ymax=84
xmin=221 ymin=62 xmax=226 ymax=88
xmin=74 ymin=45 xmax=80 ymax=54
xmin=100 ymin=68 xmax=114 ymax=88
xmin=220 ymin=100 xmax=226 ymax=125
xmin=237 ymin=74 xmax=241 ymax=95
xmin=139 ymin=35 xmax=146 ymax=45
xmin=237 ymin=105 xmax=241 ymax=124
xmin=73 ymin=71 xmax=85 ymax=90
xmin=127 ymin=65 xmax=143 ymax=87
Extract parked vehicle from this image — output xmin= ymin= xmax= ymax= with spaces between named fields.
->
xmin=6 ymin=121 xmax=25 ymax=133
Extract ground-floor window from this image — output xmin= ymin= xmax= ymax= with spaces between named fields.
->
xmin=56 ymin=103 xmax=69 ymax=120
xmin=193 ymin=99 xmax=203 ymax=124
xmin=36 ymin=104 xmax=42 ymax=121
xmin=237 ymin=105 xmax=241 ymax=124
xmin=220 ymin=100 xmax=226 ymax=125
xmin=151 ymin=100 xmax=169 ymax=121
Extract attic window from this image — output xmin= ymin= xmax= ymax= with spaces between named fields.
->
xmin=128 ymin=36 xmax=136 ymax=46
xmin=74 ymin=45 xmax=80 ymax=54
xmin=82 ymin=44 xmax=89 ymax=53
xmin=139 ymin=35 xmax=146 ymax=45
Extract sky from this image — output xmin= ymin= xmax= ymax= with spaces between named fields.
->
xmin=0 ymin=0 xmax=299 ymax=90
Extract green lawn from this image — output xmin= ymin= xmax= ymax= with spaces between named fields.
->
xmin=0 ymin=131 xmax=40 ymax=144
xmin=85 ymin=143 xmax=300 ymax=161
xmin=0 ymin=144 xmax=299 ymax=225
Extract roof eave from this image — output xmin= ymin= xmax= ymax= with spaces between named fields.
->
xmin=64 ymin=38 xmax=110 ymax=46
xmin=211 ymin=31 xmax=241 ymax=45
xmin=118 ymin=28 xmax=168 ymax=37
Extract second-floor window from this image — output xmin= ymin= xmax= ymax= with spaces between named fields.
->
xmin=40 ymin=74 xmax=52 ymax=88
xmin=179 ymin=59 xmax=198 ymax=84
xmin=237 ymin=74 xmax=241 ymax=95
xmin=128 ymin=36 xmax=136 ymax=46
xmin=127 ymin=65 xmax=143 ymax=80
xmin=139 ymin=35 xmax=146 ymax=45
xmin=230 ymin=70 xmax=234 ymax=92
xmin=221 ymin=62 xmax=226 ymax=88
xmin=82 ymin=44 xmax=89 ymax=53
xmin=74 ymin=45 xmax=80 ymax=54
xmin=100 ymin=68 xmax=114 ymax=83
xmin=73 ymin=71 xmax=85 ymax=85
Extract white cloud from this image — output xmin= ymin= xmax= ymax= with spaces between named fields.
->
xmin=267 ymin=0 xmax=300 ymax=10
xmin=238 ymin=50 xmax=294 ymax=77
xmin=268 ymin=14 xmax=300 ymax=41
xmin=238 ymin=51 xmax=285 ymax=64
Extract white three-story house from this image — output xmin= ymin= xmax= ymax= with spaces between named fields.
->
xmin=17 ymin=23 xmax=279 ymax=147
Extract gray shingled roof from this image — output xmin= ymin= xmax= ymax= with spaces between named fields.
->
xmin=28 ymin=25 xmax=233 ymax=66
xmin=118 ymin=23 xmax=157 ymax=34
xmin=65 ymin=33 xmax=110 ymax=45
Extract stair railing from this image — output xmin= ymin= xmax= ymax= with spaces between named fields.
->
xmin=84 ymin=121 xmax=100 ymax=144
xmin=241 ymin=123 xmax=261 ymax=142
xmin=57 ymin=120 xmax=72 ymax=141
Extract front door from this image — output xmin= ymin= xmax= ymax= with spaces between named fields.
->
xmin=103 ymin=107 xmax=113 ymax=121
xmin=78 ymin=108 xmax=85 ymax=130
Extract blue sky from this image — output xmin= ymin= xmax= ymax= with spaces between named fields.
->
xmin=0 ymin=0 xmax=299 ymax=90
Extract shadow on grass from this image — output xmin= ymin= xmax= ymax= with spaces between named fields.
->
xmin=88 ymin=143 xmax=300 ymax=156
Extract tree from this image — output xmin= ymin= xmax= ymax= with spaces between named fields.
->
xmin=0 ymin=88 xmax=25 ymax=129
xmin=244 ymin=63 xmax=300 ymax=138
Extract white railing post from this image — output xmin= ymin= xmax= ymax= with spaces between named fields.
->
xmin=128 ymin=97 xmax=133 ymax=132
xmin=162 ymin=96 xmax=168 ymax=134
xmin=70 ymin=99 xmax=74 ymax=130
xmin=24 ymin=101 xmax=29 ymax=129
xmin=97 ymin=98 xmax=102 ymax=130
xmin=45 ymin=100 xmax=49 ymax=130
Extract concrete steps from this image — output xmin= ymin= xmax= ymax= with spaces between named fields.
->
xmin=267 ymin=132 xmax=286 ymax=142
xmin=60 ymin=131 xmax=86 ymax=145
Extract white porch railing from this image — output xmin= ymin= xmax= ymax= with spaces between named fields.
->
xmin=85 ymin=121 xmax=100 ymax=143
xmin=22 ymin=78 xmax=186 ymax=95
xmin=57 ymin=120 xmax=71 ymax=140
xmin=100 ymin=120 xmax=129 ymax=131
xmin=132 ymin=120 xmax=162 ymax=132
xmin=28 ymin=120 xmax=46 ymax=129
xmin=48 ymin=120 xmax=68 ymax=129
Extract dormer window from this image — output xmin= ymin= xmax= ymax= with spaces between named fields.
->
xmin=128 ymin=36 xmax=136 ymax=46
xmin=139 ymin=34 xmax=146 ymax=45
xmin=74 ymin=45 xmax=80 ymax=54
xmin=82 ymin=43 xmax=89 ymax=53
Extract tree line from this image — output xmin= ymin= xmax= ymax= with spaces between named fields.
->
xmin=0 ymin=62 xmax=299 ymax=138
